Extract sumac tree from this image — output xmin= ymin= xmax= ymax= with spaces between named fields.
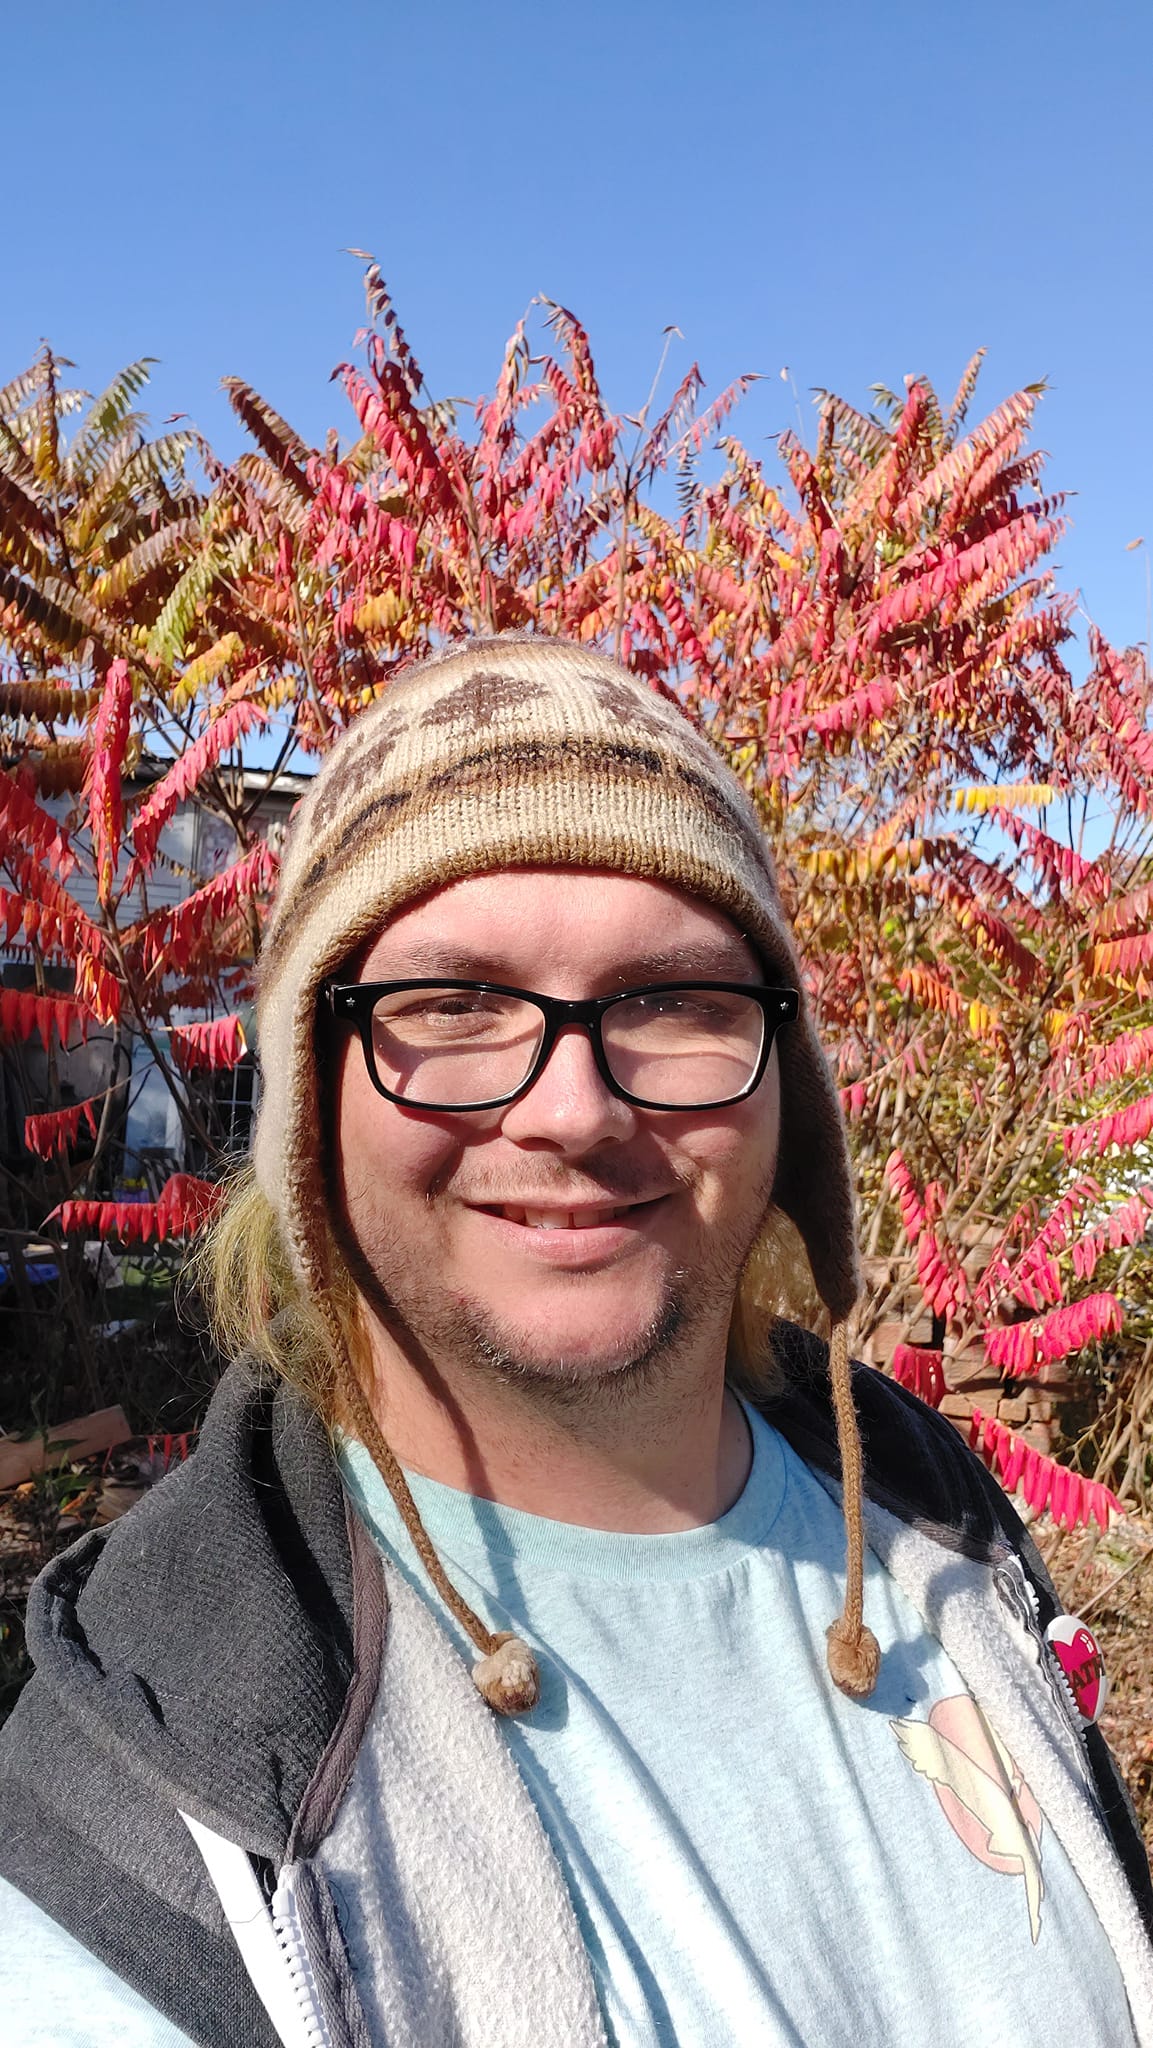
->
xmin=1 ymin=275 xmax=1150 ymax=1526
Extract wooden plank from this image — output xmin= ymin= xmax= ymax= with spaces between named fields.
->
xmin=0 ymin=1406 xmax=132 ymax=1492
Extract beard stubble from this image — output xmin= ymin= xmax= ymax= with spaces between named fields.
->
xmin=336 ymin=1164 xmax=775 ymax=1421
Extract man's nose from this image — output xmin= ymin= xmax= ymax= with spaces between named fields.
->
xmin=498 ymin=1022 xmax=639 ymax=1151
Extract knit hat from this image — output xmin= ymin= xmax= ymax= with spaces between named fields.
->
xmin=254 ymin=635 xmax=880 ymax=1704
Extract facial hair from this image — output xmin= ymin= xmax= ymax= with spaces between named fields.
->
xmin=335 ymin=1171 xmax=774 ymax=1422
xmin=464 ymin=1280 xmax=690 ymax=1411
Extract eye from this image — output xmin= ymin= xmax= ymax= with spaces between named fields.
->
xmin=402 ymin=995 xmax=501 ymax=1019
xmin=372 ymin=988 xmax=527 ymax=1048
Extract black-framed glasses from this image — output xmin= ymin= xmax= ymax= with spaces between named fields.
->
xmin=324 ymin=978 xmax=799 ymax=1113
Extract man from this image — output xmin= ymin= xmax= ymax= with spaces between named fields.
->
xmin=0 ymin=635 xmax=1150 ymax=2048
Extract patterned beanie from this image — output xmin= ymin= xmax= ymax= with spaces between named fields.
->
xmin=254 ymin=635 xmax=880 ymax=1705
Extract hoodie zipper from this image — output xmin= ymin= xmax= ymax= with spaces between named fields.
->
xmin=180 ymin=1811 xmax=331 ymax=2048
xmin=991 ymin=1551 xmax=1097 ymax=1785
xmin=271 ymin=1863 xmax=332 ymax=2048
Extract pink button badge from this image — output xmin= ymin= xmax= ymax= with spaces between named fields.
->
xmin=1045 ymin=1615 xmax=1108 ymax=1724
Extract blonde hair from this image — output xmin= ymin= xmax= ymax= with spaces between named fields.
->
xmin=190 ymin=1162 xmax=820 ymax=1417
xmin=187 ymin=1161 xmax=356 ymax=1425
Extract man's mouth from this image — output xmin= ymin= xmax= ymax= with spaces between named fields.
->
xmin=487 ymin=1204 xmax=635 ymax=1231
xmin=473 ymin=1197 xmax=665 ymax=1232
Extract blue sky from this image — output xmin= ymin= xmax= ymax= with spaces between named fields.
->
xmin=6 ymin=0 xmax=1151 ymax=655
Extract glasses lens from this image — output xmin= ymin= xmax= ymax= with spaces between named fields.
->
xmin=369 ymin=986 xmax=545 ymax=1105
xmin=603 ymin=987 xmax=766 ymax=1106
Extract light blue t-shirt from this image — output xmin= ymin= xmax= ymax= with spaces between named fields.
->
xmin=0 ymin=1403 xmax=1136 ymax=2046
xmin=343 ymin=1404 xmax=1133 ymax=2047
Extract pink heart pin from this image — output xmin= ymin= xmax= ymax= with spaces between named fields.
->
xmin=1045 ymin=1614 xmax=1108 ymax=1724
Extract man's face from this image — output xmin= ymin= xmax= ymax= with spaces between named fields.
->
xmin=332 ymin=869 xmax=781 ymax=1397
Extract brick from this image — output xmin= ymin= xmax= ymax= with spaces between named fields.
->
xmin=997 ymin=1397 xmax=1031 ymax=1425
xmin=947 ymin=1360 xmax=1000 ymax=1384
xmin=939 ymin=1395 xmax=974 ymax=1422
xmin=869 ymin=1322 xmax=906 ymax=1351
xmin=1037 ymin=1360 xmax=1072 ymax=1386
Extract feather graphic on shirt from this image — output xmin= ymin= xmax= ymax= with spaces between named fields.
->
xmin=892 ymin=1704 xmax=1045 ymax=1943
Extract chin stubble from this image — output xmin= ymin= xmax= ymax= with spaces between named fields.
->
xmin=463 ymin=1281 xmax=690 ymax=1411
xmin=335 ymin=1166 xmax=776 ymax=1415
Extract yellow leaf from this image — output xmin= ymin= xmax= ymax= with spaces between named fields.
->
xmin=171 ymin=632 xmax=244 ymax=711
xmin=356 ymin=590 xmax=404 ymax=635
xmin=952 ymin=782 xmax=1055 ymax=815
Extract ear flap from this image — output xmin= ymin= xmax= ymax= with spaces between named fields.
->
xmin=770 ymin=1004 xmax=861 ymax=1325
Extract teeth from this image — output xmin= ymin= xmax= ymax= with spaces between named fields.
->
xmin=502 ymin=1205 xmax=628 ymax=1230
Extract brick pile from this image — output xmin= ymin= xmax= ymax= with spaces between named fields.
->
xmin=860 ymin=1287 xmax=1063 ymax=1452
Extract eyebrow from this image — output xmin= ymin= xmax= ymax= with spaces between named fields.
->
xmin=602 ymin=944 xmax=761 ymax=985
xmin=366 ymin=939 xmax=765 ymax=986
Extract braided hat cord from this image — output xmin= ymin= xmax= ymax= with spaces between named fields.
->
xmin=314 ymin=1288 xmax=541 ymax=1716
xmin=825 ymin=1316 xmax=881 ymax=1698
